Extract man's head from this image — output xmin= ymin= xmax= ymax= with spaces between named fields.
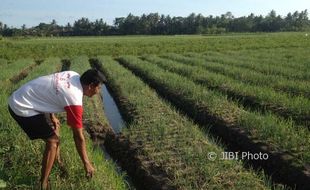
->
xmin=80 ymin=69 xmax=107 ymax=97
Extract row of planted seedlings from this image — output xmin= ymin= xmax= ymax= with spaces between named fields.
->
xmin=91 ymin=56 xmax=278 ymax=190
xmin=183 ymin=52 xmax=310 ymax=97
xmin=223 ymin=47 xmax=310 ymax=72
xmin=89 ymin=57 xmax=179 ymax=190
xmin=9 ymin=59 xmax=44 ymax=83
xmin=176 ymin=52 xmax=310 ymax=98
xmin=162 ymin=53 xmax=310 ymax=99
xmin=0 ymin=58 xmax=28 ymax=80
xmin=60 ymin=55 xmax=128 ymax=190
xmin=226 ymin=49 xmax=310 ymax=79
xmin=195 ymin=50 xmax=310 ymax=82
xmin=72 ymin=55 xmax=177 ymax=190
xmin=117 ymin=55 xmax=310 ymax=189
xmin=141 ymin=55 xmax=310 ymax=129
xmin=0 ymin=58 xmax=42 ymax=83
xmin=0 ymin=57 xmax=126 ymax=190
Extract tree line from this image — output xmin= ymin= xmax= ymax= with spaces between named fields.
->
xmin=0 ymin=10 xmax=309 ymax=37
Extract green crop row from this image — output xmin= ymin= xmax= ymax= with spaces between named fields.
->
xmin=162 ymin=53 xmax=310 ymax=98
xmin=0 ymin=58 xmax=37 ymax=81
xmin=117 ymin=55 xmax=310 ymax=167
xmin=96 ymin=56 xmax=276 ymax=189
xmin=194 ymin=51 xmax=310 ymax=82
xmin=63 ymin=55 xmax=128 ymax=190
xmin=142 ymin=55 xmax=310 ymax=128
xmin=223 ymin=47 xmax=310 ymax=70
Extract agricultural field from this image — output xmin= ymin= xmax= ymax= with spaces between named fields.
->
xmin=0 ymin=32 xmax=309 ymax=189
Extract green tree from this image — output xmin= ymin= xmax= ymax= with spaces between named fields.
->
xmin=73 ymin=17 xmax=92 ymax=35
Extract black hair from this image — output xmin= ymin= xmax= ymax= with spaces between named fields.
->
xmin=80 ymin=69 xmax=107 ymax=86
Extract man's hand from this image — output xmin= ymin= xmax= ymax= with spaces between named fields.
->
xmin=84 ymin=162 xmax=95 ymax=178
xmin=51 ymin=114 xmax=60 ymax=127
xmin=50 ymin=114 xmax=60 ymax=136
xmin=72 ymin=127 xmax=95 ymax=179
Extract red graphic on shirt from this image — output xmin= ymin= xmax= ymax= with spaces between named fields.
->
xmin=55 ymin=73 xmax=71 ymax=94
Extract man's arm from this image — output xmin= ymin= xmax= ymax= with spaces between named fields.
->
xmin=71 ymin=127 xmax=95 ymax=178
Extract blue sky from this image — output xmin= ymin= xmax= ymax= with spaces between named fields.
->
xmin=1 ymin=0 xmax=309 ymax=27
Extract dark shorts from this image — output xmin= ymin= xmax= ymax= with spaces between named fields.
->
xmin=8 ymin=106 xmax=56 ymax=140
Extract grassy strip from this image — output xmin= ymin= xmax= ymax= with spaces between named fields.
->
xmin=117 ymin=55 xmax=310 ymax=188
xmin=141 ymin=55 xmax=310 ymax=128
xmin=86 ymin=84 xmax=177 ymax=190
xmin=161 ymin=53 xmax=310 ymax=98
xmin=96 ymin=56 xmax=276 ymax=190
xmin=0 ymin=57 xmax=126 ymax=189
xmin=9 ymin=59 xmax=44 ymax=84
xmin=66 ymin=55 xmax=128 ymax=189
xmin=0 ymin=58 xmax=36 ymax=81
xmin=196 ymin=51 xmax=310 ymax=82
xmin=224 ymin=47 xmax=310 ymax=70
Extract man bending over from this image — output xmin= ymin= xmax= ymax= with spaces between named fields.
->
xmin=8 ymin=69 xmax=106 ymax=189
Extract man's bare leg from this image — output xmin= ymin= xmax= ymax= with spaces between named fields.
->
xmin=55 ymin=144 xmax=69 ymax=178
xmin=55 ymin=145 xmax=61 ymax=164
xmin=41 ymin=135 xmax=59 ymax=189
xmin=54 ymin=125 xmax=62 ymax=165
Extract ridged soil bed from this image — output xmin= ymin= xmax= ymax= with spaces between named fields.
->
xmin=116 ymin=55 xmax=310 ymax=190
xmin=84 ymin=91 xmax=176 ymax=190
xmin=9 ymin=59 xmax=44 ymax=84
xmin=89 ymin=57 xmax=274 ymax=190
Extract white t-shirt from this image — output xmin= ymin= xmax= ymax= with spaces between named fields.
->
xmin=9 ymin=71 xmax=84 ymax=128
